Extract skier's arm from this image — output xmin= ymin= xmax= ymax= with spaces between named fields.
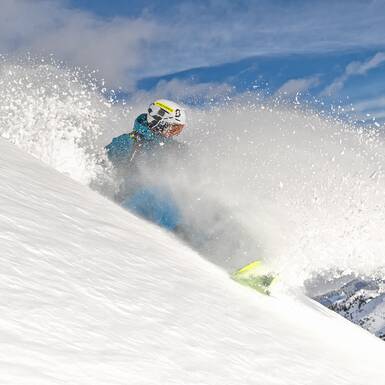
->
xmin=105 ymin=133 xmax=136 ymax=167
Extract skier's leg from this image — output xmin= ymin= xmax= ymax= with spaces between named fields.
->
xmin=122 ymin=187 xmax=181 ymax=231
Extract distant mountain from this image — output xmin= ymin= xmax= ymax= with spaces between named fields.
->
xmin=316 ymin=277 xmax=385 ymax=340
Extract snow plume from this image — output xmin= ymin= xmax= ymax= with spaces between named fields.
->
xmin=131 ymin=98 xmax=385 ymax=290
xmin=0 ymin=56 xmax=128 ymax=184
xmin=2 ymin=56 xmax=385 ymax=295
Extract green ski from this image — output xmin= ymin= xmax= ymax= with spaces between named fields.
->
xmin=231 ymin=260 xmax=277 ymax=295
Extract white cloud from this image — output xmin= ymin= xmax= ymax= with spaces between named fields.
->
xmin=349 ymin=96 xmax=385 ymax=123
xmin=0 ymin=0 xmax=158 ymax=88
xmin=353 ymin=96 xmax=385 ymax=112
xmin=346 ymin=52 xmax=385 ymax=75
xmin=322 ymin=52 xmax=385 ymax=95
xmin=275 ymin=76 xmax=320 ymax=96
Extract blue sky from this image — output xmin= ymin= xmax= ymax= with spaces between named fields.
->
xmin=68 ymin=0 xmax=164 ymax=17
xmin=2 ymin=0 xmax=385 ymax=122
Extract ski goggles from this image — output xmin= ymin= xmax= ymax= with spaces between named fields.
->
xmin=162 ymin=123 xmax=185 ymax=138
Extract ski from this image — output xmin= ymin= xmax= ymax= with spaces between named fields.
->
xmin=231 ymin=260 xmax=277 ymax=295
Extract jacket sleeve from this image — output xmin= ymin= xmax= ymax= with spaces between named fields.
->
xmin=105 ymin=134 xmax=136 ymax=167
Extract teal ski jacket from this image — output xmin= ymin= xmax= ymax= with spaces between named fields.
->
xmin=105 ymin=113 xmax=173 ymax=167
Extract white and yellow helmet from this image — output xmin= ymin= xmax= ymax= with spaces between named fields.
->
xmin=147 ymin=99 xmax=186 ymax=137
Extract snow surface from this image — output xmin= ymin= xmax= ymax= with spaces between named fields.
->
xmin=2 ymin=136 xmax=385 ymax=384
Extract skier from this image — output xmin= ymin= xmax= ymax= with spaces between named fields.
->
xmin=105 ymin=99 xmax=187 ymax=230
xmin=104 ymin=100 xmax=271 ymax=287
xmin=105 ymin=99 xmax=186 ymax=168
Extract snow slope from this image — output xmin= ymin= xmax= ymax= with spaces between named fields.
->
xmin=1 ymin=137 xmax=385 ymax=384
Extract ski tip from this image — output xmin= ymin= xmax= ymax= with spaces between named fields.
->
xmin=233 ymin=260 xmax=263 ymax=276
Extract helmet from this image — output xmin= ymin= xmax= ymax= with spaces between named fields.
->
xmin=147 ymin=99 xmax=186 ymax=137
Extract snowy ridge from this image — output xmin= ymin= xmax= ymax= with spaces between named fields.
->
xmin=316 ymin=277 xmax=385 ymax=339
xmin=1 ymin=137 xmax=385 ymax=383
